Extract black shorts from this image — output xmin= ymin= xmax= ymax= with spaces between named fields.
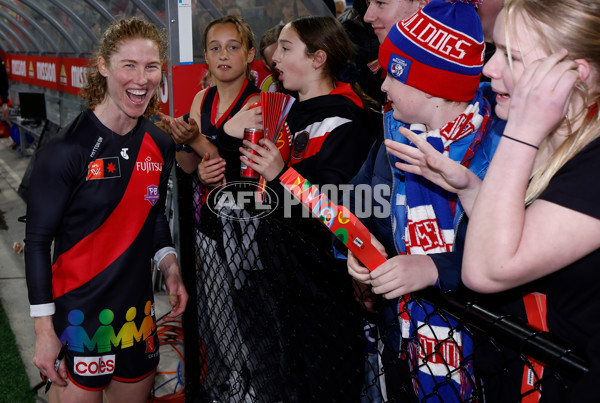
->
xmin=64 ymin=330 xmax=160 ymax=390
xmin=53 ymin=276 xmax=160 ymax=390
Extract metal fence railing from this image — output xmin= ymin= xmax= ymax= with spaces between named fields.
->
xmin=176 ymin=169 xmax=588 ymax=403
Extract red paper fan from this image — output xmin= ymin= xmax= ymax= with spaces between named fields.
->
xmin=256 ymin=92 xmax=295 ymax=201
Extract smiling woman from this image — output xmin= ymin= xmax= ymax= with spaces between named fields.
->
xmin=82 ymin=19 xmax=168 ymax=133
xmin=24 ymin=17 xmax=188 ymax=403
xmin=95 ymin=38 xmax=163 ymax=128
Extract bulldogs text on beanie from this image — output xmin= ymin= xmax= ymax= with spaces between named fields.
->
xmin=378 ymin=0 xmax=485 ymax=102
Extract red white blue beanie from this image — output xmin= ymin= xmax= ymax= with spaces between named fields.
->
xmin=378 ymin=0 xmax=485 ymax=102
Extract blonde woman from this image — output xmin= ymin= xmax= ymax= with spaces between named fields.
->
xmin=387 ymin=0 xmax=600 ymax=400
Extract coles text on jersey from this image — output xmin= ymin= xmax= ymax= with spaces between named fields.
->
xmin=74 ymin=354 xmax=116 ymax=376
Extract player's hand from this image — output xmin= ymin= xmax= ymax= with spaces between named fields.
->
xmin=33 ymin=317 xmax=68 ymax=387
xmin=160 ymin=257 xmax=188 ymax=319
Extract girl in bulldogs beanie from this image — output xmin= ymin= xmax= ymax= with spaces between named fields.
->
xmin=346 ymin=0 xmax=501 ymax=401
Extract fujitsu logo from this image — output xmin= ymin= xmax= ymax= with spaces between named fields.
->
xmin=136 ymin=156 xmax=163 ymax=173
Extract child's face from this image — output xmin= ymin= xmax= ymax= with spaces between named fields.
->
xmin=364 ymin=0 xmax=421 ymax=43
xmin=262 ymin=42 xmax=278 ymax=73
xmin=204 ymin=22 xmax=254 ymax=84
xmin=381 ymin=74 xmax=429 ymax=124
xmin=482 ymin=9 xmax=546 ymax=120
xmin=272 ymin=25 xmax=313 ymax=93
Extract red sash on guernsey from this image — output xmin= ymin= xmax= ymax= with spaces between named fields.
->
xmin=521 ymin=292 xmax=548 ymax=402
xmin=51 ymin=133 xmax=163 ymax=299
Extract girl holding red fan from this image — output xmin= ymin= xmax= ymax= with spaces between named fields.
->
xmin=240 ymin=15 xmax=374 ymax=402
xmin=241 ymin=16 xmax=373 ymax=186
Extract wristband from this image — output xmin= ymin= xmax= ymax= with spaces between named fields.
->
xmin=501 ymin=134 xmax=539 ymax=150
xmin=175 ymin=143 xmax=194 ymax=153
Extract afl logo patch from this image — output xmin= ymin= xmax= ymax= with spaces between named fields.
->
xmin=292 ymin=131 xmax=309 ymax=160
xmin=86 ymin=157 xmax=121 ymax=181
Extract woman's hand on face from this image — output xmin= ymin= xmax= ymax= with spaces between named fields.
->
xmin=239 ymin=138 xmax=284 ymax=181
xmin=506 ymin=48 xmax=580 ymax=145
xmin=197 ymin=152 xmax=226 ymax=187
xmin=223 ymin=103 xmax=264 ymax=139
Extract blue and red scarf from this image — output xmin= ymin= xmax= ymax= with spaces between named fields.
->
xmin=387 ymin=89 xmax=491 ymax=401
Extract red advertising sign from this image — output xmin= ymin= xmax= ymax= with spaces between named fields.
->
xmin=5 ymin=53 xmax=171 ymax=115
xmin=170 ymin=63 xmax=208 ymax=118
xmin=4 ymin=53 xmax=276 ymax=118
xmin=5 ymin=54 xmax=89 ymax=95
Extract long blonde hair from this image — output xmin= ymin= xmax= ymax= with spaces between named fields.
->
xmin=504 ymin=0 xmax=600 ymax=204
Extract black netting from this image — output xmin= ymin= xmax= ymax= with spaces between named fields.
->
xmin=177 ymin=169 xmax=587 ymax=403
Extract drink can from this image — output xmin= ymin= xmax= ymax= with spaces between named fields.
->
xmin=240 ymin=128 xmax=264 ymax=178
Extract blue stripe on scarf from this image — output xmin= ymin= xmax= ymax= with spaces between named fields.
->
xmin=384 ymin=89 xmax=491 ymax=401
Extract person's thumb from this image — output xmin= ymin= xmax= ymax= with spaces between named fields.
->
xmin=242 ymin=101 xmax=261 ymax=111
